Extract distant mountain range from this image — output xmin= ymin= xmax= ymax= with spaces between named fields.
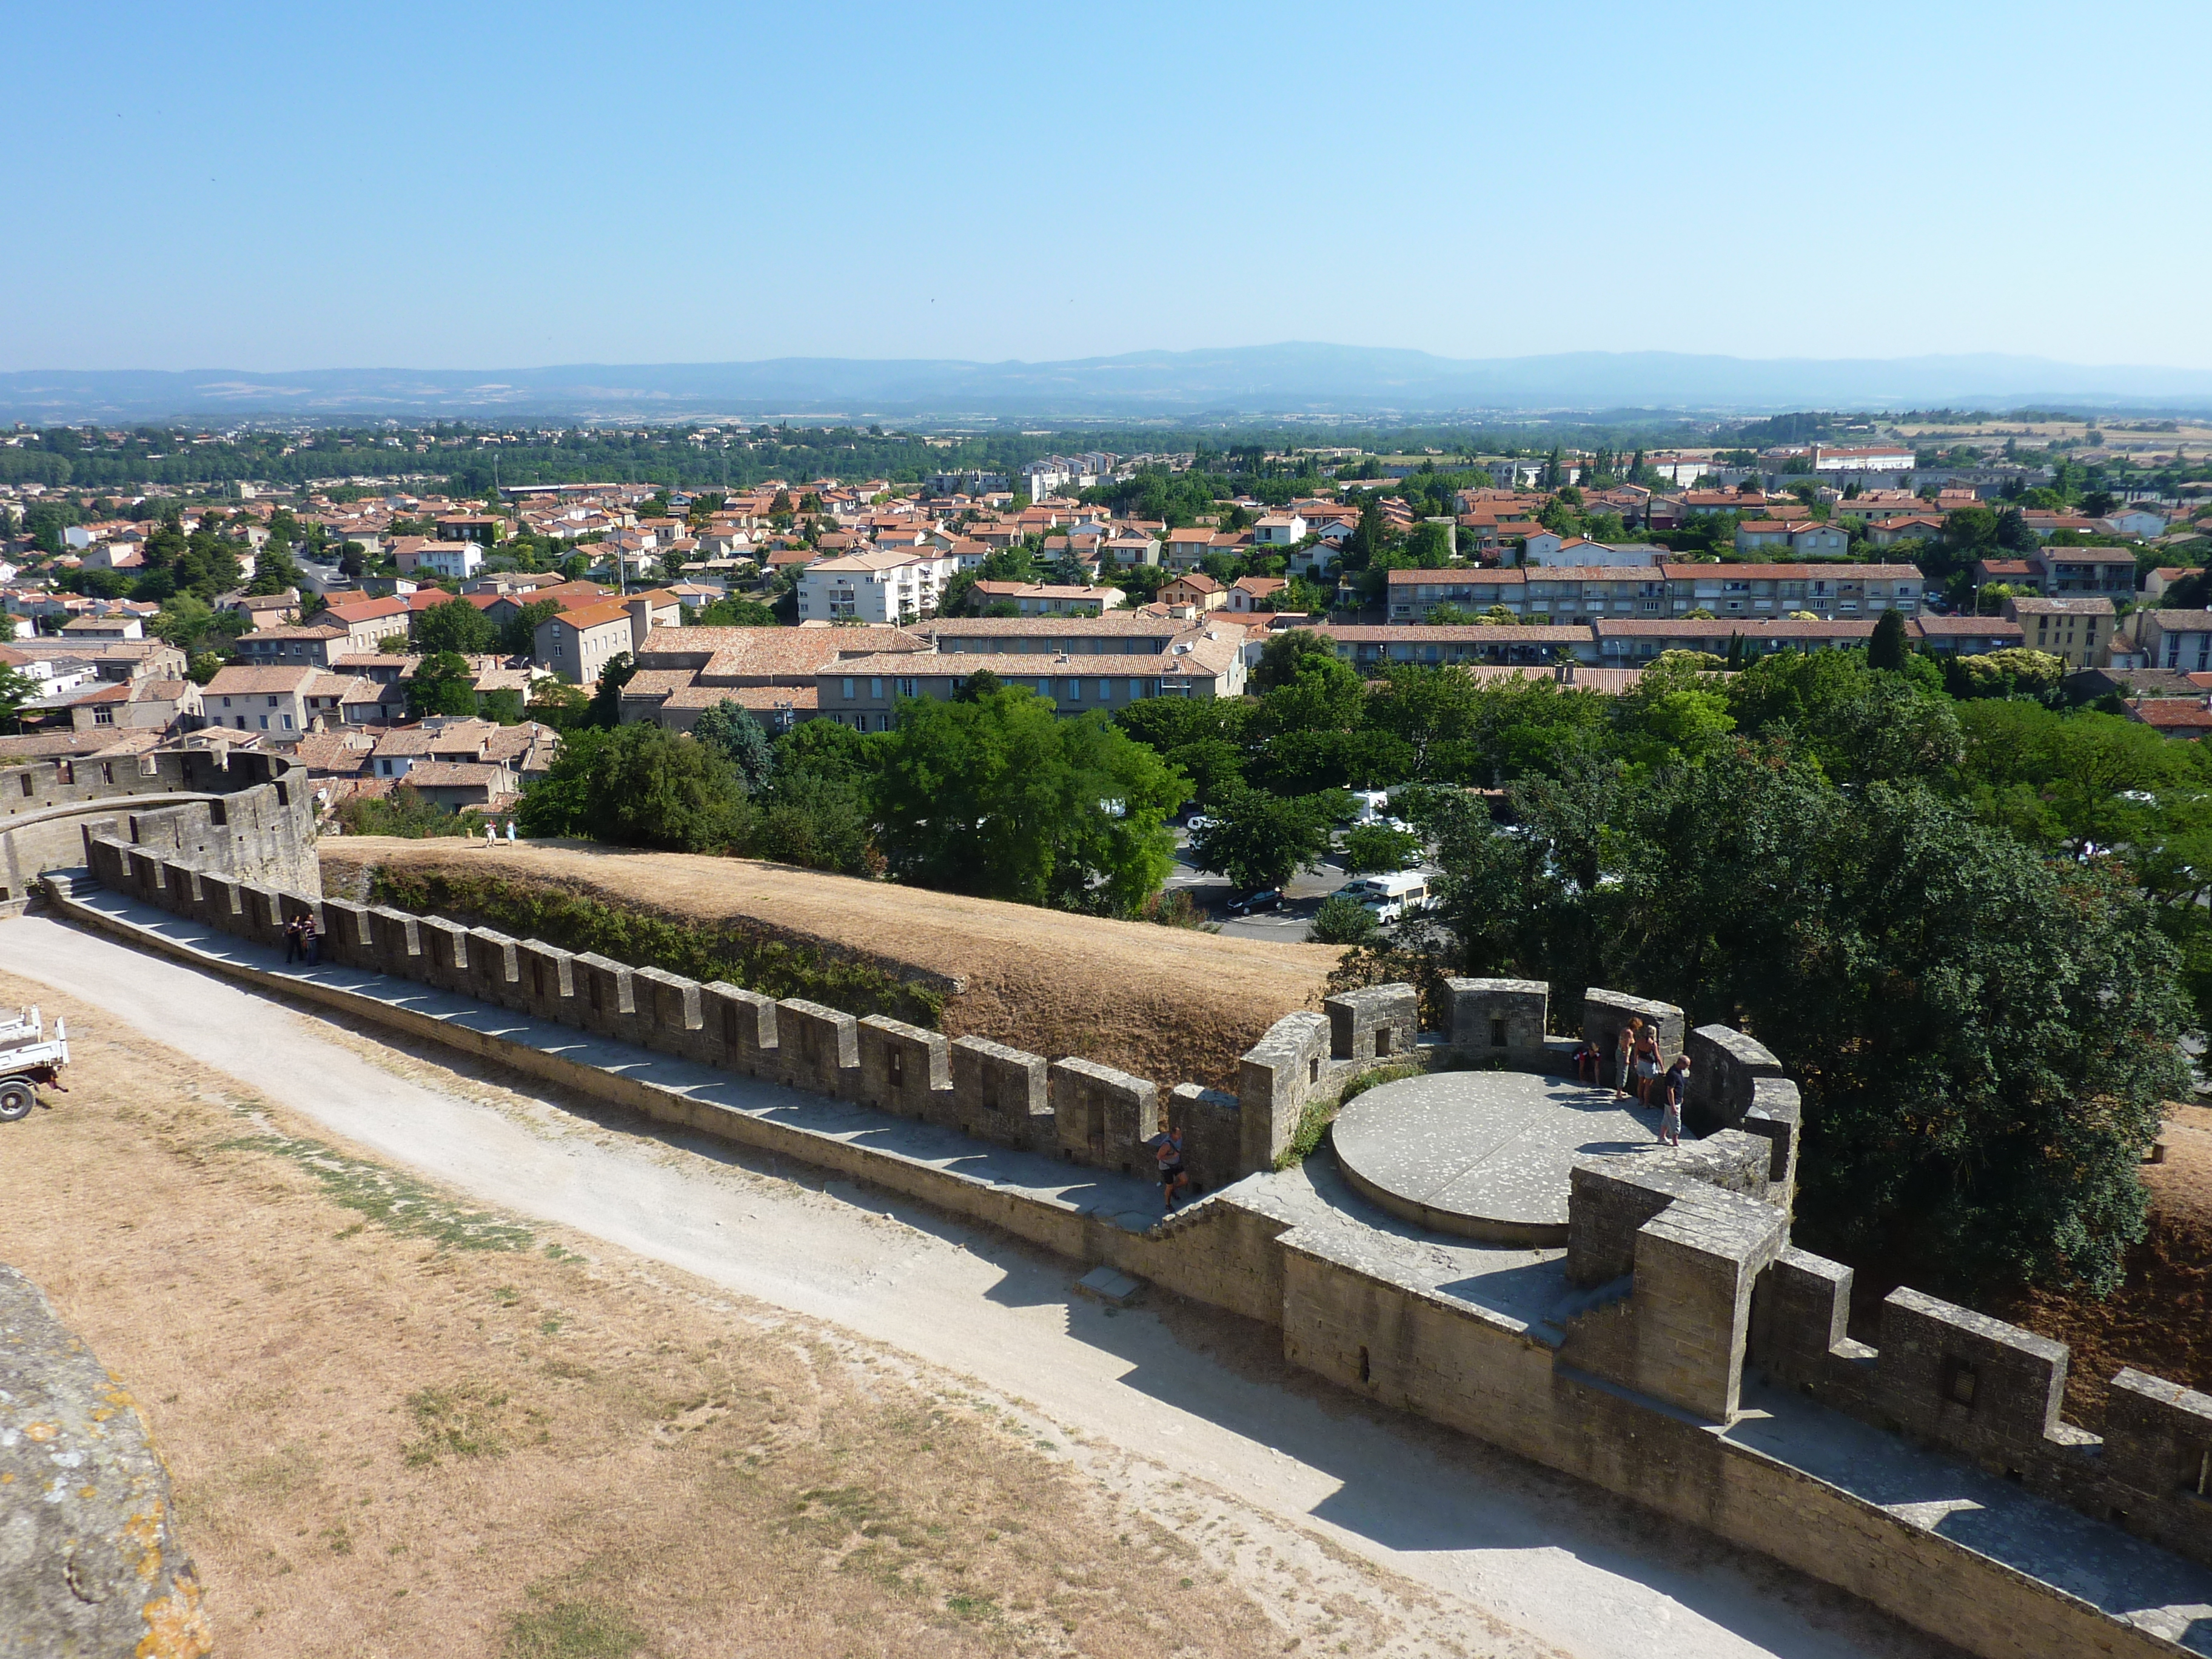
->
xmin=5 ymin=344 xmax=2212 ymax=424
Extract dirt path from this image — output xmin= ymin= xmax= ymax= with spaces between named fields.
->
xmin=0 ymin=915 xmax=1951 ymax=1659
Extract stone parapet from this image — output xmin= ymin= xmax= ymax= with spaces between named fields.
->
xmin=1444 ymin=977 xmax=1550 ymax=1068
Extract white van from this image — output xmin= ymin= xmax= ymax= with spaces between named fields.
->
xmin=1342 ymin=871 xmax=1433 ymax=923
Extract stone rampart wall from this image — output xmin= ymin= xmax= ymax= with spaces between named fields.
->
xmin=0 ymin=748 xmax=317 ymax=903
xmin=65 ymin=836 xmax=2212 ymax=1652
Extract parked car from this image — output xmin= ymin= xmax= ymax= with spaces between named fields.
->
xmin=1224 ymin=888 xmax=1282 ymax=916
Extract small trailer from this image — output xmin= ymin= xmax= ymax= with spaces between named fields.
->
xmin=0 ymin=1005 xmax=69 ymax=1122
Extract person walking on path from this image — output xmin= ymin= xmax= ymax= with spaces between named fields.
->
xmin=505 ymin=820 xmax=518 ymax=848
xmin=1614 ymin=1017 xmax=1641 ymax=1100
xmin=1658 ymin=1055 xmax=1689 ymax=1147
xmin=484 ymin=820 xmax=499 ymax=850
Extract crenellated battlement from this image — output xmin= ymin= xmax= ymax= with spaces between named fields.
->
xmin=65 ymin=831 xmax=2212 ymax=1597
xmin=0 ymin=746 xmax=318 ymax=907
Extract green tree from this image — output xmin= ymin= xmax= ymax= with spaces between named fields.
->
xmin=1342 ymin=824 xmax=1419 ymax=875
xmin=415 ymin=596 xmax=498 ymax=655
xmin=498 ymin=598 xmax=561 ymax=656
xmin=1190 ymin=786 xmax=1332 ymax=891
xmin=526 ymin=679 xmax=591 ymax=730
xmin=149 ymin=594 xmax=217 ymax=652
xmin=873 ymin=685 xmax=1186 ymax=913
xmin=692 ymin=699 xmax=776 ymax=793
xmin=1309 ymin=893 xmax=1379 ymax=947
xmin=1868 ymin=607 xmax=1908 ymax=672
xmin=1252 ymin=628 xmax=1339 ymax=692
xmin=693 ymin=594 xmax=777 ymax=627
xmin=584 ymin=652 xmax=637 ymax=728
xmin=248 ymin=540 xmax=301 ymax=597
xmin=0 ymin=661 xmax=36 ymax=732
xmin=407 ymin=652 xmax=479 ymax=718
xmin=478 ymin=688 xmax=526 ymax=724
xmin=516 ymin=723 xmax=751 ymax=853
xmin=1441 ymin=744 xmax=2190 ymax=1295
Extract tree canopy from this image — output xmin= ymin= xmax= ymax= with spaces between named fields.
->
xmin=873 ymin=684 xmax=1186 ymax=913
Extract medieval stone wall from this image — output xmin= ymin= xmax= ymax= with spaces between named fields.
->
xmin=63 ymin=835 xmax=2212 ymax=1658
xmin=0 ymin=747 xmax=318 ymax=904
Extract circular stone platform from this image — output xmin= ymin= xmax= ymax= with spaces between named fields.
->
xmin=1331 ymin=1070 xmax=1657 ymax=1244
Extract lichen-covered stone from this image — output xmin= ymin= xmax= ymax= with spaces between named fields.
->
xmin=0 ymin=1262 xmax=211 ymax=1657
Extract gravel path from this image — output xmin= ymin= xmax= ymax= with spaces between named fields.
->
xmin=0 ymin=914 xmax=1951 ymax=1659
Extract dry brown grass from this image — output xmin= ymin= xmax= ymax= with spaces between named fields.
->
xmin=0 ymin=971 xmax=1426 ymax=1659
xmin=321 ymin=839 xmax=1343 ymax=1090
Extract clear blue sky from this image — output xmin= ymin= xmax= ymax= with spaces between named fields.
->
xmin=11 ymin=0 xmax=2210 ymax=372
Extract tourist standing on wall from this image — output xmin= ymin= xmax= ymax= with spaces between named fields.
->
xmin=1153 ymin=1125 xmax=1189 ymax=1212
xmin=1658 ymin=1055 xmax=1689 ymax=1147
xmin=1634 ymin=1024 xmax=1662 ymax=1105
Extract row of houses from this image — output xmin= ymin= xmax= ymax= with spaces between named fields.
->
xmin=614 ymin=615 xmax=1254 ymax=734
xmin=1382 ymin=562 xmax=1927 ymax=623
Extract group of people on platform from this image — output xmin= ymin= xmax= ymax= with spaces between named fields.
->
xmin=1571 ymin=1016 xmax=1689 ymax=1147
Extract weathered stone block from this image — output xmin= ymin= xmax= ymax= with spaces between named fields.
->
xmin=517 ymin=940 xmax=577 ymax=1022
xmin=468 ymin=927 xmax=521 ymax=1006
xmin=1238 ymin=1011 xmax=1330 ymax=1176
xmin=857 ymin=1015 xmax=950 ymax=1118
xmin=1872 ymin=1289 xmax=2068 ymax=1467
xmin=779 ymin=998 xmax=859 ymax=1097
xmin=1684 ymin=1022 xmax=1786 ymax=1137
xmin=196 ymin=870 xmax=243 ymax=931
xmin=1444 ymin=977 xmax=1549 ymax=1068
xmin=1581 ymin=988 xmax=1684 ymax=1071
xmin=634 ymin=966 xmax=702 ymax=1054
xmin=1170 ymin=1081 xmax=1241 ymax=1195
xmin=1050 ymin=1056 xmax=1157 ymax=1171
xmin=1561 ymin=1179 xmax=1786 ymax=1424
xmin=2103 ymin=1368 xmax=2212 ymax=1498
xmin=1740 ymin=1076 xmax=1801 ymax=1198
xmin=125 ymin=845 xmax=168 ymax=902
xmin=320 ymin=899 xmax=376 ymax=968
xmin=1326 ymin=982 xmax=1417 ymax=1067
xmin=370 ymin=905 xmax=423 ymax=979
xmin=1566 ymin=1161 xmax=1681 ymax=1287
xmin=1749 ymin=1245 xmax=1855 ymax=1384
xmin=699 ymin=981 xmax=777 ymax=1076
xmin=572 ymin=952 xmax=642 ymax=1041
xmin=416 ymin=915 xmax=472 ymax=991
xmin=238 ymin=883 xmax=286 ymax=947
xmin=953 ymin=1036 xmax=1051 ymax=1150
xmin=0 ymin=1264 xmax=210 ymax=1658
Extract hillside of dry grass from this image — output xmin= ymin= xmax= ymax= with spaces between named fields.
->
xmin=321 ymin=839 xmax=1342 ymax=1090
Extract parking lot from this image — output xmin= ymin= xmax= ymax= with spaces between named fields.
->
xmin=1163 ymin=831 xmax=1362 ymax=942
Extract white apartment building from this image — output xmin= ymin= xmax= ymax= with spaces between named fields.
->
xmin=395 ymin=540 xmax=486 ymax=581
xmin=795 ymin=548 xmax=954 ymax=623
